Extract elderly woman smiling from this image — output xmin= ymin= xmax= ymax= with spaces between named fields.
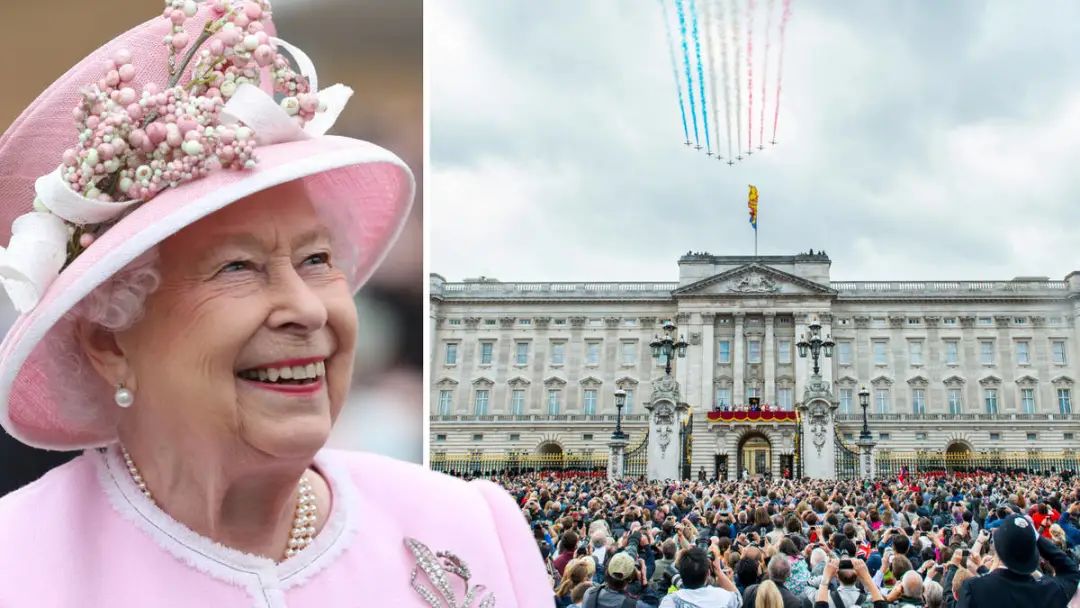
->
xmin=0 ymin=2 xmax=548 ymax=607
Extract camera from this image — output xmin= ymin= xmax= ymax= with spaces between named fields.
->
xmin=838 ymin=559 xmax=853 ymax=569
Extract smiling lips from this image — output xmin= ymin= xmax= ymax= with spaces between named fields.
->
xmin=237 ymin=357 xmax=328 ymax=395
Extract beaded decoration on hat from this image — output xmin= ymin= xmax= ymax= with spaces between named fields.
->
xmin=0 ymin=0 xmax=352 ymax=314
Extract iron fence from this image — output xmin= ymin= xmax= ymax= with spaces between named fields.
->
xmin=876 ymin=451 xmax=1080 ymax=478
xmin=623 ymin=431 xmax=649 ymax=478
xmin=430 ymin=452 xmax=609 ymax=476
xmin=835 ymin=436 xmax=860 ymax=480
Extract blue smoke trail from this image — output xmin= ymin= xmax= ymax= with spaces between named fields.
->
xmin=659 ymin=0 xmax=689 ymax=143
xmin=690 ymin=0 xmax=712 ymax=154
xmin=675 ymin=0 xmax=700 ymax=147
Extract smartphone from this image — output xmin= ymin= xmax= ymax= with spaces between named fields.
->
xmin=838 ymin=559 xmax=853 ymax=569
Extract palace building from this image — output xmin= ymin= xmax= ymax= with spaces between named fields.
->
xmin=429 ymin=252 xmax=1080 ymax=479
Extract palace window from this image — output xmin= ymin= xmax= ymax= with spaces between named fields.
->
xmin=1053 ymin=340 xmax=1068 ymax=365
xmin=445 ymin=342 xmax=458 ymax=365
xmin=875 ymin=388 xmax=890 ymax=414
xmin=510 ymin=389 xmax=525 ymax=415
xmin=945 ymin=340 xmax=959 ymax=365
xmin=583 ymin=434 xmax=594 ymax=441
xmin=547 ymin=389 xmax=561 ymax=415
xmin=915 ymin=432 xmax=928 ymax=440
xmin=778 ymin=339 xmax=792 ymax=364
xmin=550 ymin=341 xmax=566 ymax=365
xmin=515 ymin=342 xmax=530 ymax=365
xmin=435 ymin=434 xmax=447 ymax=442
xmin=1027 ymin=432 xmax=1038 ymax=441
xmin=1015 ymin=341 xmax=1030 ymax=365
xmin=979 ymin=340 xmax=995 ymax=365
xmin=1059 ymin=388 xmax=1073 ymax=414
xmin=585 ymin=341 xmax=601 ymax=366
xmin=746 ymin=386 xmax=761 ymax=401
xmin=479 ymin=341 xmax=494 ymax=365
xmin=518 ymin=318 xmax=531 ymax=325
xmin=715 ymin=387 xmax=732 ymax=409
xmin=485 ymin=319 xmax=497 ymax=326
xmin=984 ymin=388 xmax=999 ymax=414
xmin=509 ymin=433 xmax=520 ymax=441
xmin=473 ymin=390 xmax=489 ymax=416
xmin=472 ymin=434 xmax=483 ymax=441
xmin=718 ymin=340 xmax=731 ymax=364
xmin=1021 ymin=388 xmax=1036 ymax=414
xmin=908 ymin=341 xmax=923 ymax=366
xmin=873 ymin=340 xmax=888 ymax=365
xmin=943 ymin=317 xmax=957 ymax=326
xmin=748 ymin=340 xmax=762 ymax=364
xmin=879 ymin=432 xmax=891 ymax=440
xmin=837 ymin=341 xmax=852 ymax=366
xmin=948 ymin=389 xmax=963 ymax=415
xmin=621 ymin=341 xmax=637 ymax=365
xmin=624 ymin=388 xmax=635 ymax=415
xmin=912 ymin=388 xmax=926 ymax=415
xmin=977 ymin=317 xmax=993 ymax=326
xmin=839 ymin=388 xmax=853 ymax=414
xmin=989 ymin=432 xmax=1001 ymax=441
xmin=583 ymin=389 xmax=598 ymax=415
xmin=438 ymin=390 xmax=453 ymax=415
xmin=778 ymin=388 xmax=794 ymax=410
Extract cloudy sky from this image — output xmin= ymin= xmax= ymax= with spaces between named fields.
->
xmin=429 ymin=1 xmax=1080 ymax=283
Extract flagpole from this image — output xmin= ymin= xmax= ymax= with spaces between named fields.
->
xmin=755 ymin=227 xmax=758 ymax=257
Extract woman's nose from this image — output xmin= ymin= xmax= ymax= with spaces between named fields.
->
xmin=266 ymin=264 xmax=328 ymax=333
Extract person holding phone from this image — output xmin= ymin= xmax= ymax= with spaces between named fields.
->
xmin=814 ymin=558 xmax=888 ymax=608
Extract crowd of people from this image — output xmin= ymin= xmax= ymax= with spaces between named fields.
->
xmin=493 ymin=471 xmax=1080 ymax=607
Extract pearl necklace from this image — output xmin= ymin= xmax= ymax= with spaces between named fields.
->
xmin=120 ymin=445 xmax=318 ymax=560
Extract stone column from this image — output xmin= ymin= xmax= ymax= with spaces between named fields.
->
xmin=686 ymin=313 xmax=704 ymax=412
xmin=821 ymin=313 xmax=835 ymax=389
xmin=764 ymin=313 xmax=776 ymax=405
xmin=794 ymin=314 xmax=809 ymax=405
xmin=608 ymin=435 xmax=629 ymax=480
xmin=733 ymin=313 xmax=746 ymax=404
xmin=675 ymin=313 xmax=691 ymax=404
xmin=701 ymin=313 xmax=716 ymax=409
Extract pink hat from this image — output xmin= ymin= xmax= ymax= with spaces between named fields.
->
xmin=0 ymin=1 xmax=414 ymax=450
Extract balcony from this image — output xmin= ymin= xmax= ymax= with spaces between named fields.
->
xmin=433 ymin=281 xmax=679 ymax=301
xmin=430 ymin=413 xmax=652 ymax=423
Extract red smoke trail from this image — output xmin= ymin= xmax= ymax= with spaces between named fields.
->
xmin=746 ymin=0 xmax=755 ymax=153
xmin=758 ymin=0 xmax=774 ymax=148
xmin=771 ymin=0 xmax=792 ymax=143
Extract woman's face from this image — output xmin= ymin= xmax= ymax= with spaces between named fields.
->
xmin=114 ymin=181 xmax=357 ymax=460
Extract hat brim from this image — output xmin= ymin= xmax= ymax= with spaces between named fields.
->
xmin=0 ymin=134 xmax=414 ymax=450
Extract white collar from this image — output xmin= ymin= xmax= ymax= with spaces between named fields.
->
xmin=93 ymin=444 xmax=360 ymax=605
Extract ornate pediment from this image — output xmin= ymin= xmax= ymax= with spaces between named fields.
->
xmin=673 ymin=263 xmax=835 ymax=297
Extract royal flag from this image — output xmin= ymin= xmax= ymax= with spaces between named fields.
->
xmin=748 ymin=184 xmax=759 ymax=230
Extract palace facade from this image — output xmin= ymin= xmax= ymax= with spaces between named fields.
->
xmin=430 ymin=252 xmax=1080 ymax=479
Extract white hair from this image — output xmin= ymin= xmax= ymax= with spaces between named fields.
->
xmin=809 ymin=547 xmax=828 ymax=569
xmin=902 ymin=570 xmax=924 ymax=597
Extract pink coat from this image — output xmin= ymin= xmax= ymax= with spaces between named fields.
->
xmin=0 ymin=445 xmax=552 ymax=607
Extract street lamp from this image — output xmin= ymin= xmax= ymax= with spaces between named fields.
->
xmin=613 ymin=389 xmax=628 ymax=440
xmin=796 ymin=315 xmax=835 ymax=376
xmin=858 ymin=385 xmax=871 ymax=440
xmin=650 ymin=319 xmax=688 ymax=376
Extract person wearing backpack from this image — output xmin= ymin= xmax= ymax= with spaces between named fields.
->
xmin=581 ymin=552 xmax=652 ymax=608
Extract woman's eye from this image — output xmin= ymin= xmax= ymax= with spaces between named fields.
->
xmin=302 ymin=252 xmax=331 ymax=267
xmin=220 ymin=260 xmax=252 ymax=273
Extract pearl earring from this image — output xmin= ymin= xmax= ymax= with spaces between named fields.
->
xmin=115 ymin=383 xmax=134 ymax=408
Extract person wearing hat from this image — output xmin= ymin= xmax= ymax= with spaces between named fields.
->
xmin=581 ymin=551 xmax=652 ymax=608
xmin=956 ymin=514 xmax=1080 ymax=607
xmin=0 ymin=2 xmax=550 ymax=606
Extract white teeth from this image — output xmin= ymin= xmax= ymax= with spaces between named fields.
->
xmin=240 ymin=360 xmax=327 ymax=382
